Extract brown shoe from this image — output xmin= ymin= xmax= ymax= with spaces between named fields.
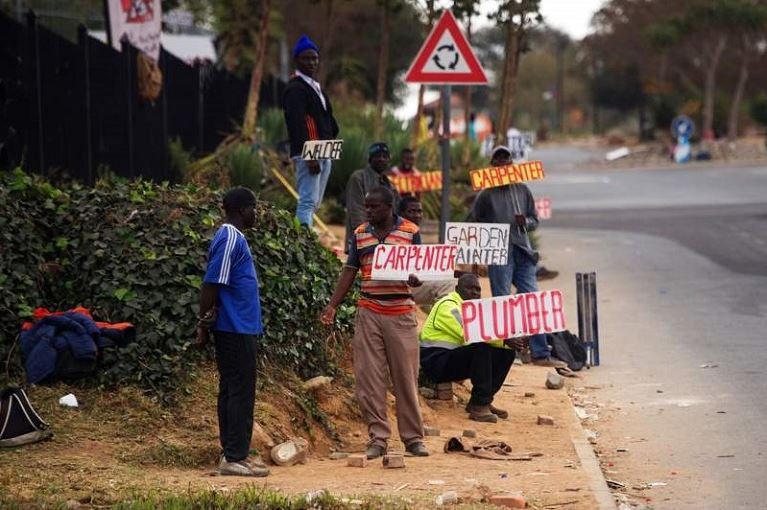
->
xmin=531 ymin=357 xmax=567 ymax=368
xmin=489 ymin=404 xmax=509 ymax=419
xmin=467 ymin=404 xmax=498 ymax=423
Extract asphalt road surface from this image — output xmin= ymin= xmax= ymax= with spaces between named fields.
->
xmin=528 ymin=146 xmax=767 ymax=509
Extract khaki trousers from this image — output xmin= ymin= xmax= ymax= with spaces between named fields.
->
xmin=352 ymin=307 xmax=424 ymax=448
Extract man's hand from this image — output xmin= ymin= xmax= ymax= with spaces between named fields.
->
xmin=407 ymin=274 xmax=423 ymax=287
xmin=195 ymin=326 xmax=209 ymax=348
xmin=307 ymin=160 xmax=321 ymax=175
xmin=320 ymin=305 xmax=336 ymax=325
xmin=514 ymin=214 xmax=526 ymax=227
xmin=198 ymin=307 xmax=217 ymax=330
xmin=505 ymin=337 xmax=527 ymax=351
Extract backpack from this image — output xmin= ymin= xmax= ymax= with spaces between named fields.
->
xmin=0 ymin=387 xmax=52 ymax=447
xmin=547 ymin=330 xmax=588 ymax=371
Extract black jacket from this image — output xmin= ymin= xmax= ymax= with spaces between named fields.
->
xmin=282 ymin=76 xmax=339 ymax=157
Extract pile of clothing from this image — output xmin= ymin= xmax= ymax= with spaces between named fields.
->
xmin=20 ymin=307 xmax=134 ymax=384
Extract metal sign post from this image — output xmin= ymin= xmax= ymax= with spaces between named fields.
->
xmin=439 ymin=85 xmax=451 ymax=242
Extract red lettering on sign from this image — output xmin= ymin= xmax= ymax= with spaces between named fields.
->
xmin=525 ymin=294 xmax=540 ymax=335
xmin=491 ymin=300 xmax=508 ymax=339
xmin=550 ymin=289 xmax=565 ymax=330
xmin=383 ymin=246 xmax=397 ymax=269
xmin=373 ymin=246 xmax=385 ymax=270
xmin=539 ymin=291 xmax=552 ymax=332
xmin=507 ymin=294 xmax=527 ymax=335
xmin=462 ymin=301 xmax=478 ymax=341
xmin=477 ymin=302 xmax=493 ymax=341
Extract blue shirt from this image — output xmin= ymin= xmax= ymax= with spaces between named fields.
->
xmin=203 ymin=224 xmax=263 ymax=335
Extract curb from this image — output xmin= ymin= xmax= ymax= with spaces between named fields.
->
xmin=567 ymin=397 xmax=617 ymax=510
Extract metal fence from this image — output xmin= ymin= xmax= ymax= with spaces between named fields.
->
xmin=0 ymin=10 xmax=283 ymax=183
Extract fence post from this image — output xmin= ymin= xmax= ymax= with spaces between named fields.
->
xmin=122 ymin=38 xmax=135 ymax=178
xmin=160 ymin=48 xmax=169 ymax=181
xmin=195 ymin=62 xmax=204 ymax=152
xmin=576 ymin=272 xmax=600 ymax=366
xmin=77 ymin=24 xmax=93 ymax=184
xmin=26 ymin=10 xmax=44 ymax=173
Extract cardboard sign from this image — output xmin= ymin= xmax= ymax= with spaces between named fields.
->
xmin=301 ymin=140 xmax=344 ymax=160
xmin=469 ymin=160 xmax=545 ymax=191
xmin=390 ymin=171 xmax=442 ymax=193
xmin=535 ymin=197 xmax=552 ymax=220
xmin=445 ymin=222 xmax=509 ymax=265
xmin=371 ymin=244 xmax=457 ymax=281
xmin=461 ymin=290 xmax=567 ymax=343
xmin=106 ymin=0 xmax=162 ymax=60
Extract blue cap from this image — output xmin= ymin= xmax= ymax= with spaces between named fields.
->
xmin=293 ymin=35 xmax=319 ymax=58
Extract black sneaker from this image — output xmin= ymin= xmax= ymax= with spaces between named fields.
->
xmin=365 ymin=444 xmax=386 ymax=460
xmin=536 ymin=266 xmax=559 ymax=281
xmin=405 ymin=442 xmax=430 ymax=457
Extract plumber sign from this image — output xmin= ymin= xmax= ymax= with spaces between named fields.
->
xmin=371 ymin=244 xmax=457 ymax=281
xmin=461 ymin=290 xmax=567 ymax=343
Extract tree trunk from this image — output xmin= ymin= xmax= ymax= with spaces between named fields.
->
xmin=374 ymin=0 xmax=391 ymax=138
xmin=242 ymin=0 xmax=272 ymax=140
xmin=462 ymin=17 xmax=472 ymax=164
xmin=702 ymin=35 xmax=726 ymax=140
xmin=727 ymin=58 xmax=749 ymax=141
xmin=319 ymin=0 xmax=334 ymax=84
xmin=496 ymin=21 xmax=519 ymax=146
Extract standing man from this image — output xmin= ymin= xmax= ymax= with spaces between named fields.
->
xmin=469 ymin=146 xmax=565 ymax=368
xmin=344 ymin=142 xmax=398 ymax=252
xmin=420 ymin=274 xmax=523 ymax=423
xmin=283 ymin=34 xmax=339 ymax=227
xmin=389 ymin=147 xmax=421 ymax=198
xmin=321 ymin=186 xmax=429 ymax=460
xmin=196 ymin=187 xmax=269 ymax=477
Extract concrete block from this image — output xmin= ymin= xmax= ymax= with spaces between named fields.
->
xmin=424 ymin=425 xmax=441 ymax=436
xmin=347 ymin=454 xmax=367 ymax=467
xmin=382 ymin=453 xmax=405 ymax=469
xmin=489 ymin=493 xmax=526 ymax=508
xmin=462 ymin=429 xmax=477 ymax=438
xmin=537 ymin=415 xmax=555 ymax=426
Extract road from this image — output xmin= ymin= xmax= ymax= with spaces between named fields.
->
xmin=528 ymin=145 xmax=767 ymax=509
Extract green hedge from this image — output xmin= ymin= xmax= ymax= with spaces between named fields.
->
xmin=0 ymin=170 xmax=355 ymax=402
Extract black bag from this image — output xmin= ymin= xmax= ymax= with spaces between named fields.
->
xmin=547 ymin=330 xmax=588 ymax=371
xmin=0 ymin=387 xmax=52 ymax=447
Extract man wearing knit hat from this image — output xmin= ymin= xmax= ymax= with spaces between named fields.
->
xmin=344 ymin=142 xmax=399 ymax=252
xmin=282 ymin=34 xmax=339 ymax=227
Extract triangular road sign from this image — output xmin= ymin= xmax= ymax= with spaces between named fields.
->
xmin=404 ymin=10 xmax=488 ymax=85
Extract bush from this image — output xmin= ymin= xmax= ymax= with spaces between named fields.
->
xmin=0 ymin=171 xmax=355 ymax=402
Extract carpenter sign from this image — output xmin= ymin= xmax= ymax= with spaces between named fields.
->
xmin=469 ymin=161 xmax=545 ymax=191
xmin=445 ymin=222 xmax=509 ymax=265
xmin=461 ymin=290 xmax=567 ymax=343
xmin=301 ymin=140 xmax=344 ymax=160
xmin=371 ymin=244 xmax=457 ymax=281
xmin=535 ymin=197 xmax=552 ymax=220
xmin=390 ymin=171 xmax=442 ymax=194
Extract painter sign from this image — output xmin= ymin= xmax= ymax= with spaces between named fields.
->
xmin=390 ymin=171 xmax=442 ymax=194
xmin=469 ymin=161 xmax=545 ymax=191
xmin=371 ymin=244 xmax=457 ymax=281
xmin=106 ymin=0 xmax=162 ymax=60
xmin=535 ymin=197 xmax=552 ymax=220
xmin=301 ymin=139 xmax=344 ymax=160
xmin=461 ymin=290 xmax=567 ymax=343
xmin=445 ymin=222 xmax=509 ymax=265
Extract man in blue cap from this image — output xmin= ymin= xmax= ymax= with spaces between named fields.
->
xmin=282 ymin=34 xmax=339 ymax=227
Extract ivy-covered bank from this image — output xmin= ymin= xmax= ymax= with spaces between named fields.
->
xmin=0 ymin=170 xmax=354 ymax=402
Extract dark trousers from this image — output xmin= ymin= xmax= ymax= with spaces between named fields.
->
xmin=420 ymin=343 xmax=515 ymax=406
xmin=214 ymin=331 xmax=257 ymax=462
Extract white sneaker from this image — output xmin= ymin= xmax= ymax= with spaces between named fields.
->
xmin=218 ymin=457 xmax=269 ymax=477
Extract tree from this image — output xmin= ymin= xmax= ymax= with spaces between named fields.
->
xmin=242 ymin=0 xmax=272 ymax=139
xmin=452 ymin=0 xmax=481 ymax=152
xmin=410 ymin=0 xmax=438 ymax=148
xmin=491 ymin=0 xmax=542 ymax=145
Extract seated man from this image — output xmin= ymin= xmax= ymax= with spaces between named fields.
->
xmin=419 ymin=274 xmax=524 ymax=423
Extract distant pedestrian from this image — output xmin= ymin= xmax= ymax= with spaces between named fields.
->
xmin=389 ymin=148 xmax=422 ymax=198
xmin=282 ymin=34 xmax=339 ymax=227
xmin=344 ymin=142 xmax=398 ymax=252
xmin=468 ymin=147 xmax=565 ymax=368
xmin=197 ymin=187 xmax=269 ymax=477
xmin=321 ymin=186 xmax=429 ymax=460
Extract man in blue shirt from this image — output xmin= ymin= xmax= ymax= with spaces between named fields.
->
xmin=197 ymin=187 xmax=268 ymax=477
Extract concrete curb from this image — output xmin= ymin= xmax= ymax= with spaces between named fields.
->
xmin=567 ymin=397 xmax=617 ymax=510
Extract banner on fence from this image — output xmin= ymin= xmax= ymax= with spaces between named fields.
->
xmin=301 ymin=139 xmax=344 ymax=160
xmin=469 ymin=160 xmax=545 ymax=191
xmin=390 ymin=171 xmax=442 ymax=193
xmin=445 ymin=222 xmax=509 ymax=265
xmin=535 ymin=197 xmax=552 ymax=220
xmin=371 ymin=244 xmax=457 ymax=281
xmin=461 ymin=290 xmax=567 ymax=343
xmin=106 ymin=0 xmax=162 ymax=60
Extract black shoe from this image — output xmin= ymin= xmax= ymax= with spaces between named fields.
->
xmin=405 ymin=442 xmax=429 ymax=457
xmin=536 ymin=266 xmax=559 ymax=281
xmin=489 ymin=404 xmax=509 ymax=419
xmin=365 ymin=444 xmax=386 ymax=460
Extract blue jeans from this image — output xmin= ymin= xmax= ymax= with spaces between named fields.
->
xmin=487 ymin=246 xmax=549 ymax=359
xmin=294 ymin=157 xmax=332 ymax=226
